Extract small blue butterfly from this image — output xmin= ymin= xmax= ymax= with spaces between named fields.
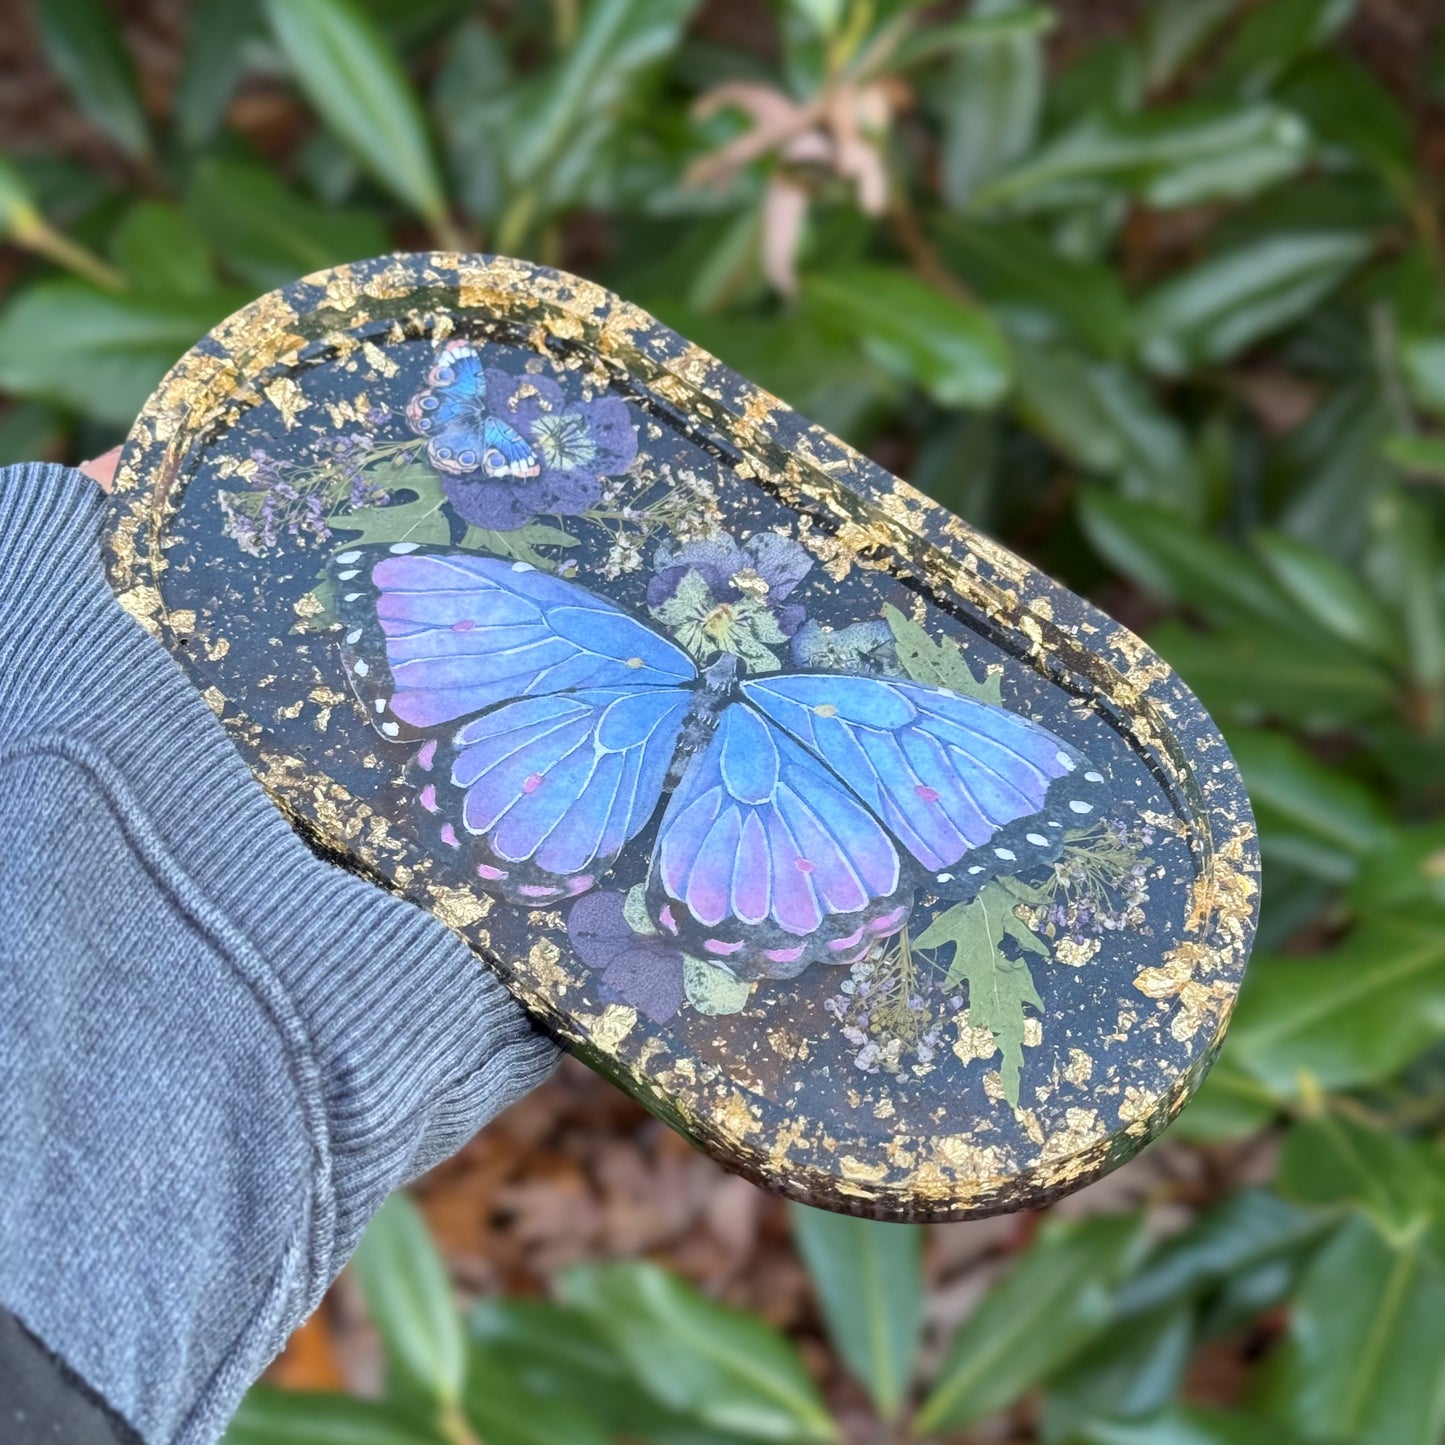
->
xmin=404 ymin=341 xmax=540 ymax=479
xmin=332 ymin=546 xmax=1109 ymax=979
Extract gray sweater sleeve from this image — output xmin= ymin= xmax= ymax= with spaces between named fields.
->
xmin=0 ymin=463 xmax=559 ymax=1444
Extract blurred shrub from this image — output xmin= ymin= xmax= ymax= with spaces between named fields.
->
xmin=8 ymin=0 xmax=1445 ymax=1441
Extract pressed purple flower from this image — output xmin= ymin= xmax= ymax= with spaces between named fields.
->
xmin=647 ymin=531 xmax=812 ymax=638
xmin=567 ymin=891 xmax=687 ymax=1024
xmin=429 ymin=368 xmax=639 ymax=531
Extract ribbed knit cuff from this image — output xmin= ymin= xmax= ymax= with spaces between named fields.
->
xmin=0 ymin=463 xmax=558 ymax=1283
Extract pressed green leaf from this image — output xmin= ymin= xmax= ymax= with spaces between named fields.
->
xmin=263 ymin=0 xmax=450 ymax=226
xmin=937 ymin=0 xmax=1045 ymax=209
xmin=1138 ymin=231 xmax=1374 ymax=375
xmin=1074 ymin=1405 xmax=1316 ymax=1445
xmin=1227 ymin=919 xmax=1445 ymax=1094
xmin=883 ymin=604 xmax=1001 ymax=702
xmin=972 ymin=103 xmax=1311 ymax=214
xmin=916 ymin=1214 xmax=1142 ymax=1433
xmin=174 ymin=0 xmax=262 ymax=147
xmin=913 ymin=883 xmax=1045 ymax=1106
xmin=683 ymin=956 xmax=751 ymax=1015
xmin=186 ymin=158 xmax=389 ymax=289
xmin=1261 ymin=1215 xmax=1445 ymax=1445
xmin=1115 ymin=1187 xmax=1323 ymax=1317
xmin=113 ymin=202 xmax=214 ymax=296
xmin=560 ymin=1262 xmax=836 ymax=1443
xmin=802 ymin=267 xmax=1011 ymax=408
xmin=789 ymin=1207 xmax=923 ymax=1420
xmin=0 ymin=281 xmax=242 ymax=427
xmin=31 ymin=0 xmax=152 ymax=159
xmin=1253 ymin=529 xmax=1405 ymax=665
xmin=223 ymin=1388 xmax=443 ymax=1445
xmin=1228 ymin=728 xmax=1392 ymax=884
xmin=351 ymin=1194 xmax=466 ymax=1408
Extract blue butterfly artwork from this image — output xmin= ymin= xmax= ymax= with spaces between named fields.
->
xmin=331 ymin=544 xmax=1109 ymax=980
xmin=404 ymin=340 xmax=540 ymax=479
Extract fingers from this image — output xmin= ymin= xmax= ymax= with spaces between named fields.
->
xmin=80 ymin=447 xmax=122 ymax=493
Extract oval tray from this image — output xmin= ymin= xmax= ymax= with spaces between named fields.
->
xmin=104 ymin=253 xmax=1258 ymax=1220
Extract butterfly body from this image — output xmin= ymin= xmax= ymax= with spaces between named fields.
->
xmin=405 ymin=341 xmax=540 ymax=479
xmin=333 ymin=544 xmax=1108 ymax=980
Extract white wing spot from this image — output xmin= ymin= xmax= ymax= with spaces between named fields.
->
xmin=335 ymin=550 xmax=360 ymax=564
xmin=344 ymin=592 xmax=362 ymax=602
xmin=1056 ymin=750 xmax=1076 ymax=770
xmin=374 ymin=698 xmax=387 ymax=713
xmin=390 ymin=542 xmax=420 ymax=554
xmin=967 ymin=865 xmax=985 ymax=875
xmin=338 ymin=569 xmax=359 ymax=581
xmin=1084 ymin=770 xmax=1104 ymax=783
xmin=511 ymin=562 xmax=535 ymax=572
xmin=994 ymin=847 xmax=1017 ymax=861
xmin=380 ymin=721 xmax=399 ymax=737
xmin=346 ymin=628 xmax=362 ymax=645
xmin=936 ymin=872 xmax=954 ymax=883
xmin=353 ymin=660 xmax=369 ymax=677
xmin=1026 ymin=833 xmax=1047 ymax=846
xmin=1069 ymin=800 xmax=1093 ymax=814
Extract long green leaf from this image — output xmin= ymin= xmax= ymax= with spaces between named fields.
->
xmin=937 ymin=0 xmax=1045 ymax=209
xmin=1228 ymin=728 xmax=1392 ymax=883
xmin=1138 ymin=231 xmax=1374 ymax=375
xmin=351 ymin=1194 xmax=467 ymax=1409
xmin=560 ymin=1262 xmax=836 ymax=1443
xmin=264 ymin=0 xmax=450 ymax=228
xmin=1261 ymin=1215 xmax=1445 ymax=1445
xmin=916 ymin=1214 xmax=1142 ymax=1433
xmin=31 ymin=0 xmax=152 ymax=159
xmin=789 ymin=1206 xmax=923 ymax=1420
xmin=0 ymin=281 xmax=243 ymax=426
xmin=1227 ymin=919 xmax=1445 ymax=1094
xmin=185 ymin=158 xmax=389 ymax=288
xmin=803 ymin=266 xmax=1011 ymax=408
xmin=174 ymin=0 xmax=262 ymax=147
xmin=1075 ymin=1405 xmax=1316 ymax=1445
xmin=972 ymin=103 xmax=1311 ymax=214
xmin=223 ymin=1388 xmax=443 ymax=1445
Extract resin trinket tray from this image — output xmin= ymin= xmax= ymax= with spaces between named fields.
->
xmin=104 ymin=254 xmax=1258 ymax=1220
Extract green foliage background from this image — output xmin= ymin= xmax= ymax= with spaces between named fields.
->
xmin=7 ymin=0 xmax=1445 ymax=1441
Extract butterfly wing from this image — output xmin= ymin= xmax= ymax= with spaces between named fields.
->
xmin=404 ymin=341 xmax=539 ymax=477
xmin=421 ymin=685 xmax=692 ymax=905
xmin=647 ymin=702 xmax=911 ymax=978
xmin=740 ymin=672 xmax=1108 ymax=894
xmin=332 ymin=545 xmax=698 ymax=740
xmin=479 ymin=414 xmax=540 ymax=479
